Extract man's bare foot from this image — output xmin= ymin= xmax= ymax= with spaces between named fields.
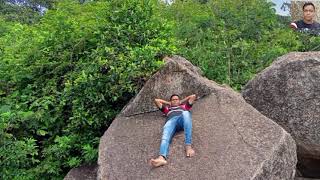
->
xmin=150 ymin=156 xmax=167 ymax=167
xmin=185 ymin=145 xmax=195 ymax=157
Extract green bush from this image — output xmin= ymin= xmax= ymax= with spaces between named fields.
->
xmin=163 ymin=0 xmax=302 ymax=90
xmin=2 ymin=0 xmax=320 ymax=179
xmin=0 ymin=0 xmax=175 ymax=179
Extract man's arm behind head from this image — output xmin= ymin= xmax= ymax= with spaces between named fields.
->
xmin=154 ymin=98 xmax=170 ymax=109
xmin=181 ymin=94 xmax=197 ymax=105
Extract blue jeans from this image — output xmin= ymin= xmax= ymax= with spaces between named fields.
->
xmin=159 ymin=111 xmax=192 ymax=159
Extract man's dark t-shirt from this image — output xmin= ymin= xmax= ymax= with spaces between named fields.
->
xmin=294 ymin=20 xmax=320 ymax=34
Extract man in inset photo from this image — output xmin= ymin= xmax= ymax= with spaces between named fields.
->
xmin=290 ymin=2 xmax=320 ymax=31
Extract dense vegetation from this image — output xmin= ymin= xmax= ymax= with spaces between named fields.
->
xmin=1 ymin=0 xmax=320 ymax=179
xmin=0 ymin=0 xmax=175 ymax=179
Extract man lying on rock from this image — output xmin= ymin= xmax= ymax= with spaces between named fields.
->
xmin=150 ymin=94 xmax=197 ymax=167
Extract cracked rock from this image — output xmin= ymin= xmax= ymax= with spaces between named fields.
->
xmin=242 ymin=52 xmax=320 ymax=177
xmin=97 ymin=56 xmax=297 ymax=180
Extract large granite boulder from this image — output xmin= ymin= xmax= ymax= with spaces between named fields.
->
xmin=98 ymin=56 xmax=297 ymax=180
xmin=296 ymin=178 xmax=320 ymax=180
xmin=64 ymin=164 xmax=97 ymax=180
xmin=242 ymin=52 xmax=320 ymax=177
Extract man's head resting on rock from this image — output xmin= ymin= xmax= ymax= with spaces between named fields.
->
xmin=170 ymin=94 xmax=180 ymax=107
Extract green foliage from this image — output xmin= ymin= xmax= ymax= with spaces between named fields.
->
xmin=0 ymin=0 xmax=175 ymax=179
xmin=0 ymin=17 xmax=12 ymax=35
xmin=296 ymin=32 xmax=320 ymax=51
xmin=0 ymin=0 xmax=93 ymax=24
xmin=0 ymin=0 xmax=42 ymax=24
xmin=163 ymin=0 xmax=303 ymax=90
xmin=3 ymin=0 xmax=320 ymax=179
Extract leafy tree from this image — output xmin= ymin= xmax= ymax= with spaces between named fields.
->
xmin=2 ymin=0 xmax=320 ymax=179
xmin=0 ymin=0 xmax=175 ymax=179
xmin=0 ymin=0 xmax=92 ymax=24
xmin=0 ymin=0 xmax=45 ymax=23
xmin=163 ymin=0 xmax=301 ymax=89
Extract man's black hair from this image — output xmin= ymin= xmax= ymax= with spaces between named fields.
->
xmin=170 ymin=94 xmax=180 ymax=100
xmin=303 ymin=2 xmax=315 ymax=11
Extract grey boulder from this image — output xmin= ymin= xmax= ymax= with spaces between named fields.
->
xmin=64 ymin=164 xmax=97 ymax=180
xmin=98 ymin=56 xmax=297 ymax=180
xmin=242 ymin=52 xmax=320 ymax=176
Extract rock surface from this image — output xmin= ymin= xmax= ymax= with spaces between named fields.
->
xmin=98 ymin=56 xmax=297 ymax=180
xmin=295 ymin=178 xmax=320 ymax=180
xmin=242 ymin=52 xmax=320 ymax=177
xmin=64 ymin=164 xmax=97 ymax=180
